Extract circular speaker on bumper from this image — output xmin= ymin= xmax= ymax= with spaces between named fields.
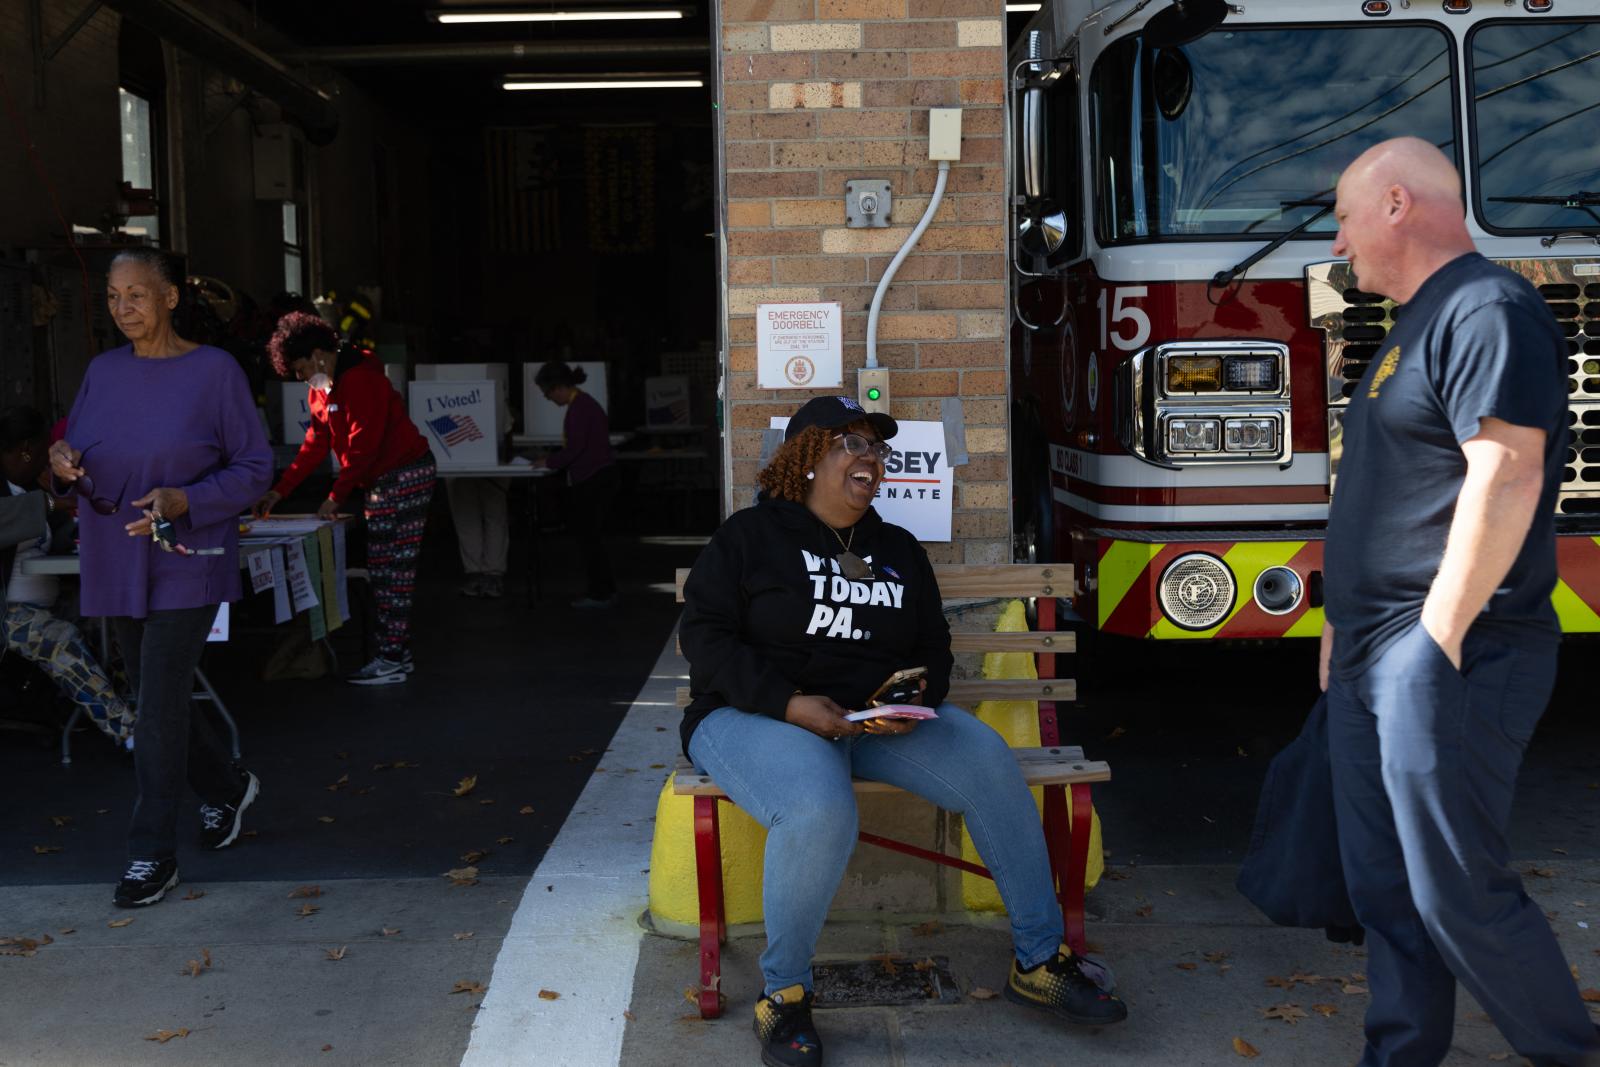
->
xmin=1253 ymin=566 xmax=1304 ymax=616
xmin=1158 ymin=553 xmax=1236 ymax=631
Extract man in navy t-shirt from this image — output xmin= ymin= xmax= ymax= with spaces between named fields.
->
xmin=1322 ymin=138 xmax=1598 ymax=1067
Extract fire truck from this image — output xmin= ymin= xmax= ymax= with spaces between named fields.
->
xmin=1006 ymin=0 xmax=1600 ymax=641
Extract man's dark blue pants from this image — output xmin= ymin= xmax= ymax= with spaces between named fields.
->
xmin=1329 ymin=622 xmax=1599 ymax=1067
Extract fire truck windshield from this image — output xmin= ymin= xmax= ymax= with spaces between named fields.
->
xmin=1090 ymin=24 xmax=1456 ymax=244
xmin=1470 ymin=19 xmax=1600 ymax=236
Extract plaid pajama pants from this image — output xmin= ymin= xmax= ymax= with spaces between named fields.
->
xmin=364 ymin=453 xmax=437 ymax=659
xmin=3 ymin=602 xmax=134 ymax=743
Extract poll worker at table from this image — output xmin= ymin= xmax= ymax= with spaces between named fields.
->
xmin=3 ymin=406 xmax=135 ymax=748
xmin=533 ymin=360 xmax=617 ymax=608
xmin=679 ymin=396 xmax=1127 ymax=1067
xmin=47 ymin=248 xmax=271 ymax=909
xmin=254 ymin=311 xmax=437 ymax=685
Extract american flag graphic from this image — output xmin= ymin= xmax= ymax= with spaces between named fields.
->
xmin=427 ymin=414 xmax=485 ymax=450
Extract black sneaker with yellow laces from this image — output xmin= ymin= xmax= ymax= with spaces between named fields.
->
xmin=753 ymin=983 xmax=823 ymax=1067
xmin=1005 ymin=943 xmax=1128 ymax=1026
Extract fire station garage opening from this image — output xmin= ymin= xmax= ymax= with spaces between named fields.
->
xmin=0 ymin=0 xmax=720 ymax=536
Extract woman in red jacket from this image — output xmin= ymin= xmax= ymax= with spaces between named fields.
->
xmin=253 ymin=312 xmax=435 ymax=686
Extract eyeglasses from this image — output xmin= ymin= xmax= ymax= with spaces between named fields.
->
xmin=833 ymin=433 xmax=894 ymax=465
xmin=71 ymin=444 xmax=129 ymax=516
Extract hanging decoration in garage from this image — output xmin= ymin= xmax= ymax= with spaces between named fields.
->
xmin=585 ymin=126 xmax=656 ymax=254
xmin=486 ymin=127 xmax=563 ymax=254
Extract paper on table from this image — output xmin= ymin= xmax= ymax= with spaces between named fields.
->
xmin=302 ymin=534 xmax=327 ymax=642
xmin=316 ymin=525 xmax=340 ymax=634
xmin=271 ymin=546 xmax=291 ymax=624
xmin=285 ymin=539 xmax=318 ymax=615
xmin=247 ymin=550 xmax=274 ymax=594
xmin=332 ymin=523 xmax=350 ymax=622
xmin=843 ymin=705 xmax=940 ymax=722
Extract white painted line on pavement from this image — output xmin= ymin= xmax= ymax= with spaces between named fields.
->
xmin=460 ymin=633 xmax=686 ymax=1067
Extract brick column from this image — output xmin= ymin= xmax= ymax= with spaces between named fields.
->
xmin=717 ymin=0 xmax=1011 ymax=564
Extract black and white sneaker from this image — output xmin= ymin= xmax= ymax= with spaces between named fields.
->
xmin=347 ymin=656 xmax=408 ymax=685
xmin=199 ymin=771 xmax=260 ymax=850
xmin=114 ymin=858 xmax=179 ymax=908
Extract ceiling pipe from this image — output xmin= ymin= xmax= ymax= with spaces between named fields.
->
xmin=277 ymin=39 xmax=708 ymax=67
xmin=101 ymin=0 xmax=340 ymax=145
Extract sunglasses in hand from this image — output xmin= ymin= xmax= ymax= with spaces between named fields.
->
xmin=69 ymin=444 xmax=130 ymax=516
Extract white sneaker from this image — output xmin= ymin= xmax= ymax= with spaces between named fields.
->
xmin=347 ymin=656 xmax=408 ymax=686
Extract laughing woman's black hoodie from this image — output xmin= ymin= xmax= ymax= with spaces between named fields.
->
xmin=678 ymin=494 xmax=953 ymax=755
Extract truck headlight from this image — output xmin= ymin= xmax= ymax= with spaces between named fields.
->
xmin=1167 ymin=417 xmax=1221 ymax=454
xmin=1223 ymin=354 xmax=1280 ymax=392
xmin=1166 ymin=356 xmax=1222 ymax=393
xmin=1158 ymin=553 xmax=1236 ymax=630
xmin=1224 ymin=417 xmax=1278 ymax=453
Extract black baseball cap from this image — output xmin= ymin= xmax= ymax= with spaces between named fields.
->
xmin=785 ymin=395 xmax=898 ymax=442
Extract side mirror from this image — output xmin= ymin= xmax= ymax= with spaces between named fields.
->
xmin=1021 ymin=86 xmax=1046 ymax=201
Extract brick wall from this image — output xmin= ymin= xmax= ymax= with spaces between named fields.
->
xmin=718 ymin=0 xmax=1012 ymax=565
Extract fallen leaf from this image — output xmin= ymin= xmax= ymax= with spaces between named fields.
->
xmin=913 ymin=958 xmax=936 ymax=972
xmin=453 ymin=932 xmax=474 ymax=940
xmin=538 ymin=989 xmax=561 ymax=1000
xmin=1263 ymin=1003 xmax=1309 ymax=1025
xmin=968 ymin=986 xmax=999 ymax=1000
xmin=108 ymin=918 xmax=134 ymax=928
xmin=182 ymin=959 xmax=201 ymax=978
xmin=623 ymin=1010 xmax=636 ymax=1021
xmin=393 ymin=761 xmax=418 ymax=769
xmin=1312 ymin=1003 xmax=1338 ymax=1017
xmin=325 ymin=946 xmax=347 ymax=961
xmin=145 ymin=1029 xmax=191 ymax=1043
xmin=322 ymin=1045 xmax=334 ymax=1052
xmin=202 ymin=948 xmax=212 ymax=968
xmin=381 ymin=927 xmax=401 ymax=937
xmin=1105 ymin=726 xmax=1126 ymax=741
xmin=32 ymin=845 xmax=61 ymax=855
xmin=1164 ymin=889 xmax=1177 ymax=896
xmin=326 ymin=775 xmax=349 ymax=792
xmin=461 ymin=850 xmax=490 ymax=864
xmin=182 ymin=889 xmax=205 ymax=901
xmin=1204 ymin=951 xmax=1231 ymax=964
xmin=1289 ymin=972 xmax=1326 ymax=985
xmin=454 ymin=775 xmax=479 ymax=797
xmin=317 ymin=816 xmax=336 ymax=824
xmin=1102 ymin=867 xmax=1132 ymax=881
xmin=1488 ymin=1054 xmax=1511 ymax=1063
xmin=444 ymin=866 xmax=480 ymax=886
xmin=1175 ymin=962 xmax=1199 ymax=971
xmin=519 ymin=806 xmax=535 ymax=815
xmin=478 ymin=799 xmax=496 ymax=806
xmin=452 ymin=980 xmax=488 ymax=995
xmin=1525 ymin=866 xmax=1557 ymax=878
xmin=96 ymin=808 xmax=108 ymax=814
xmin=912 ymin=920 xmax=944 ymax=937
xmin=1232 ymin=1036 xmax=1260 ymax=1058
xmin=1343 ymin=983 xmax=1370 ymax=995
xmin=649 ymin=763 xmax=665 ymax=769
xmin=242 ymin=830 xmax=258 ymax=837
xmin=1553 ymin=848 xmax=1569 ymax=855
xmin=1580 ymin=988 xmax=1600 ymax=1003
xmin=49 ymin=815 xmax=73 ymax=828
xmin=296 ymin=904 xmax=320 ymax=919
xmin=58 ymin=928 xmax=75 ymax=935
xmin=871 ymin=953 xmax=899 ymax=976
xmin=1266 ymin=975 xmax=1295 ymax=990
xmin=288 ymin=885 xmax=323 ymax=899
xmin=1134 ymin=905 xmax=1154 ymax=918
xmin=496 ymin=836 xmax=515 ymax=845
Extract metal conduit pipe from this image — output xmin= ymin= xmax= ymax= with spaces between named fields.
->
xmin=277 ymin=40 xmax=709 ymax=67
xmin=101 ymin=0 xmax=339 ymax=145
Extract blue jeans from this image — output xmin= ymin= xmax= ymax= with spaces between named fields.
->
xmin=1329 ymin=622 xmax=1600 ymax=1067
xmin=687 ymin=702 xmax=1063 ymax=996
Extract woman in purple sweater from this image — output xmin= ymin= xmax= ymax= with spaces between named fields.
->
xmin=48 ymin=248 xmax=273 ymax=908
xmin=534 ymin=361 xmax=617 ymax=607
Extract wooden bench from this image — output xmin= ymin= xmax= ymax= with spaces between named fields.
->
xmin=672 ymin=563 xmax=1108 ymax=1019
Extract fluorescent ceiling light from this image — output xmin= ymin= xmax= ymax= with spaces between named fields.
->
xmin=502 ymin=77 xmax=704 ymax=90
xmin=432 ymin=9 xmax=686 ymax=21
xmin=1005 ymin=2 xmax=1042 ymax=9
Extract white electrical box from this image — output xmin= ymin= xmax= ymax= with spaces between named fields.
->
xmin=928 ymin=108 xmax=963 ymax=161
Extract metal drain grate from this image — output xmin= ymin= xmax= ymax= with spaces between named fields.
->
xmin=811 ymin=955 xmax=962 ymax=1008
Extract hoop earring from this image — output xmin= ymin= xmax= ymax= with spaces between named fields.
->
xmin=805 ymin=471 xmax=815 ymax=481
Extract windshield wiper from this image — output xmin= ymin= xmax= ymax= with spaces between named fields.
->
xmin=1210 ymin=198 xmax=1335 ymax=291
xmin=1488 ymin=190 xmax=1600 ymax=227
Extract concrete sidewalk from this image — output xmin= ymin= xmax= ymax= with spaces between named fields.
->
xmin=622 ymin=861 xmax=1600 ymax=1067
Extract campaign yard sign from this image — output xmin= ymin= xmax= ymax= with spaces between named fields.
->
xmin=410 ymin=379 xmax=500 ymax=468
xmin=771 ymin=415 xmax=952 ymax=541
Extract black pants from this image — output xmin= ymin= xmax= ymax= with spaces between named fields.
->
xmin=113 ymin=606 xmax=240 ymax=861
xmin=569 ymin=466 xmax=618 ymax=598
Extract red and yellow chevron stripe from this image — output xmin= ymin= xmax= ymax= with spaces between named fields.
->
xmin=1090 ymin=534 xmax=1600 ymax=640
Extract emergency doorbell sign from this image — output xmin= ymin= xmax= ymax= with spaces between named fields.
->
xmin=757 ymin=302 xmax=843 ymax=390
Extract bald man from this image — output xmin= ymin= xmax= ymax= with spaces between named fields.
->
xmin=1321 ymin=138 xmax=1599 ymax=1067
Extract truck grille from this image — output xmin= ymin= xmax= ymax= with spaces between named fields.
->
xmin=1308 ymin=259 xmax=1600 ymax=516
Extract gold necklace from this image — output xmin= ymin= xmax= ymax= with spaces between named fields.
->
xmin=826 ymin=523 xmax=872 ymax=580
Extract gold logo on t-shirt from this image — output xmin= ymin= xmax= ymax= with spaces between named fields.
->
xmin=1367 ymin=346 xmax=1400 ymax=398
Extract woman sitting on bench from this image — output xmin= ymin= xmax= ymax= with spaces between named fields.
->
xmin=679 ymin=396 xmax=1127 ymax=1067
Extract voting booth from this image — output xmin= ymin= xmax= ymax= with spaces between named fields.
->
xmin=275 ymin=381 xmax=313 ymax=445
xmin=409 ymin=379 xmax=501 ymax=468
xmin=523 ymin=361 xmax=608 ymax=438
xmin=645 ymin=375 xmax=692 ymax=428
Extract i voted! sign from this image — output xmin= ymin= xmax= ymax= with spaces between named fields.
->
xmin=409 ymin=379 xmax=500 ymax=468
xmin=772 ymin=417 xmax=952 ymax=541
